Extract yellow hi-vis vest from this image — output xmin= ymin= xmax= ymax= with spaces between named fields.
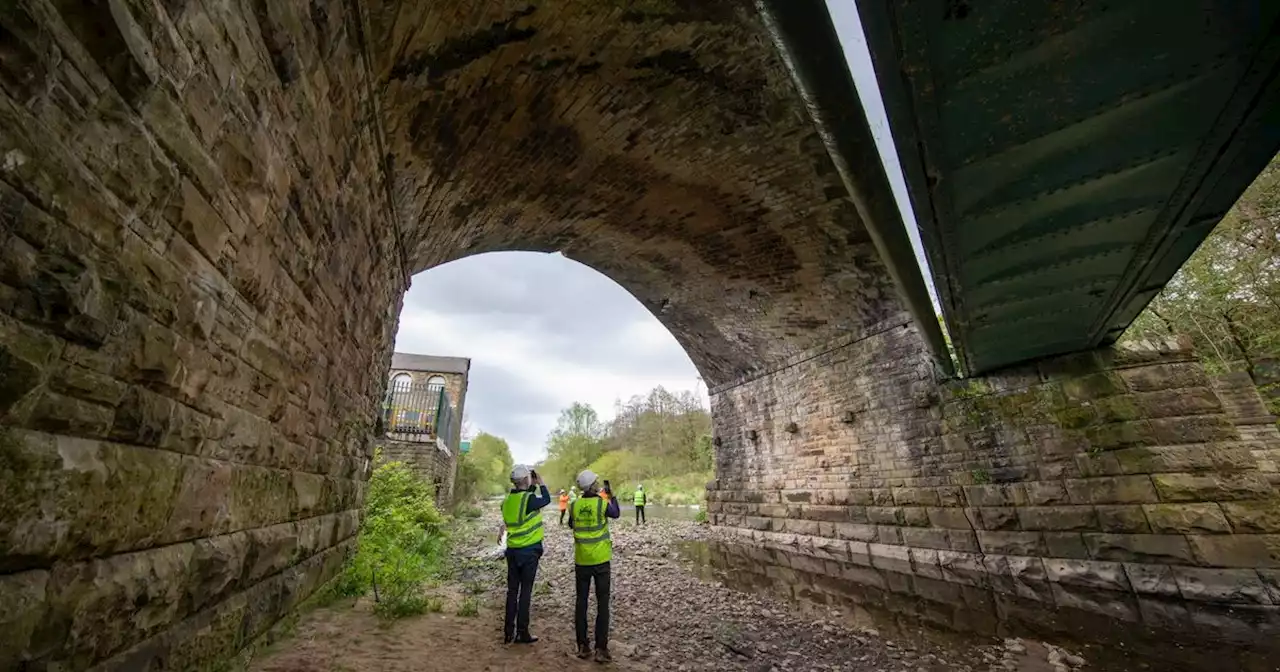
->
xmin=633 ymin=489 xmax=646 ymax=506
xmin=502 ymin=491 xmax=544 ymax=549
xmin=571 ymin=497 xmax=612 ymax=565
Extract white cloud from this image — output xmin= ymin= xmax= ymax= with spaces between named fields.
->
xmin=394 ymin=252 xmax=706 ymax=465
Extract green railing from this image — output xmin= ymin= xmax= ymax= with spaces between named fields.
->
xmin=382 ymin=380 xmax=457 ymax=447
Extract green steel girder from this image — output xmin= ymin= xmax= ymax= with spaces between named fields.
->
xmin=851 ymin=0 xmax=1280 ymax=374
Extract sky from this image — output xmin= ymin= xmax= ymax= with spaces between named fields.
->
xmin=393 ymin=3 xmax=935 ymax=467
xmin=394 ymin=252 xmax=708 ymax=466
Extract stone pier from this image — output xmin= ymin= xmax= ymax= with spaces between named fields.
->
xmin=709 ymin=319 xmax=1280 ymax=661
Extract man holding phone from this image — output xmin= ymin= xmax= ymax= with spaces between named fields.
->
xmin=568 ymin=470 xmax=621 ymax=662
xmin=500 ymin=465 xmax=550 ymax=644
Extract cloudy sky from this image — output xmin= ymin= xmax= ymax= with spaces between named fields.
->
xmin=392 ymin=3 xmax=936 ymax=467
xmin=394 ymin=252 xmax=707 ymax=465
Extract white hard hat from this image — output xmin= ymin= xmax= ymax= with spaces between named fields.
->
xmin=511 ymin=465 xmax=530 ymax=481
xmin=637 ymin=484 xmax=643 ymax=489
xmin=576 ymin=469 xmax=598 ymax=490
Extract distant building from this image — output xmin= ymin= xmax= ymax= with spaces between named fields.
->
xmin=380 ymin=352 xmax=471 ymax=503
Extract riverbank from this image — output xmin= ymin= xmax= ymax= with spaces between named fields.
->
xmin=248 ymin=514 xmax=1092 ymax=671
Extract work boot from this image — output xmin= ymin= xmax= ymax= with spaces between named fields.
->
xmin=576 ymin=644 xmax=593 ymax=659
xmin=595 ymin=648 xmax=613 ymax=663
xmin=513 ymin=634 xmax=539 ymax=644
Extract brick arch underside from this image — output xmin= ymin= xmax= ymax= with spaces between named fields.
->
xmin=0 ymin=0 xmax=902 ymax=669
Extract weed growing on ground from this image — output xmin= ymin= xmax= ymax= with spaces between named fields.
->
xmin=426 ymin=596 xmax=445 ymax=613
xmin=457 ymin=596 xmax=480 ymax=617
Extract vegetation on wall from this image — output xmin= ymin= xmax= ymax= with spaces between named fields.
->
xmin=535 ymin=387 xmax=713 ymax=504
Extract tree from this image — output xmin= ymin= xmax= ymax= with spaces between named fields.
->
xmin=453 ymin=432 xmax=514 ymax=502
xmin=1123 ymin=155 xmax=1280 ymax=375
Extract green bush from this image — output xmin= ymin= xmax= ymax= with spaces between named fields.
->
xmin=694 ymin=509 xmax=708 ymax=524
xmin=337 ymin=454 xmax=449 ymax=619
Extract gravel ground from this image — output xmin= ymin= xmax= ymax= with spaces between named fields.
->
xmin=252 ymin=513 xmax=1097 ymax=672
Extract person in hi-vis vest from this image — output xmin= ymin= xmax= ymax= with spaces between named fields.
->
xmin=499 ymin=465 xmax=550 ymax=645
xmin=568 ymin=469 xmax=620 ymax=662
xmin=633 ymin=484 xmax=647 ymax=525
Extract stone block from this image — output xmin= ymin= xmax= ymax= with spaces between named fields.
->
xmin=1110 ymin=444 xmax=1256 ymax=475
xmin=1143 ymin=503 xmax=1232 ymax=534
xmin=1158 ymin=416 xmax=1241 ymax=446
xmin=1188 ymin=535 xmax=1280 ymax=568
xmin=161 ymin=458 xmax=233 ymax=543
xmin=48 ymin=364 xmax=127 ymax=407
xmin=1051 ymin=583 xmax=1141 ymax=622
xmin=1137 ymin=597 xmax=1192 ymax=630
xmin=948 ymin=530 xmax=981 ymax=552
xmin=875 ymin=525 xmax=902 ymax=545
xmin=1151 ymin=473 xmax=1274 ymax=503
xmin=1135 ymin=387 xmax=1223 ymax=418
xmin=27 ymin=390 xmax=115 ymax=439
xmin=976 ymin=506 xmax=1019 ymax=530
xmin=1008 ymin=556 xmax=1054 ymax=602
xmin=926 ymin=506 xmax=973 ymax=530
xmin=1084 ymin=533 xmax=1196 ymax=565
xmin=1065 ymin=475 xmax=1158 ymax=504
xmin=868 ymin=543 xmax=913 ymax=574
xmin=1062 ymin=372 xmax=1124 ymax=401
xmin=1044 ymin=558 xmax=1131 ymax=591
xmin=1173 ymin=567 xmax=1273 ymax=605
xmin=1017 ymin=506 xmax=1099 ymax=531
xmin=900 ymin=507 xmax=930 ymax=527
xmin=867 ymin=506 xmax=900 ymax=525
xmin=962 ymin=483 xmax=1020 ymax=507
xmin=892 ymin=486 xmax=940 ymax=506
xmin=0 ymin=431 xmax=183 ymax=570
xmin=1043 ymin=532 xmax=1090 ymax=559
xmin=978 ymin=531 xmax=1044 ymax=556
xmin=109 ymin=385 xmax=175 ymax=448
xmin=185 ymin=532 xmax=248 ymax=613
xmin=0 ymin=569 xmax=48 ymax=669
xmin=45 ymin=541 xmax=196 ymax=668
xmin=832 ymin=522 xmax=877 ymax=542
xmin=1221 ymin=500 xmax=1280 ymax=533
xmin=1023 ymin=480 xmax=1069 ymax=505
xmin=938 ymin=550 xmax=989 ymax=587
xmin=1124 ymin=563 xmax=1180 ymax=596
xmin=900 ymin=527 xmax=950 ymax=551
xmin=1095 ymin=505 xmax=1152 ymax=533
xmin=1261 ymin=570 xmax=1280 ymax=604
xmin=1083 ymin=420 xmax=1156 ymax=450
xmin=228 ymin=465 xmax=293 ymax=531
xmin=910 ymin=547 xmax=942 ymax=580
xmin=1120 ymin=362 xmax=1209 ymax=392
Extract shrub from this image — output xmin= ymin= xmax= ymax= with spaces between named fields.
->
xmin=338 ymin=455 xmax=449 ymax=619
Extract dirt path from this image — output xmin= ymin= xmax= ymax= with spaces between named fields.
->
xmin=248 ymin=515 xmax=1089 ymax=672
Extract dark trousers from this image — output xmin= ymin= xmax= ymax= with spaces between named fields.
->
xmin=575 ymin=562 xmax=611 ymax=650
xmin=560 ymin=509 xmax=566 ymax=525
xmin=635 ymin=505 xmax=646 ymax=524
xmin=504 ymin=549 xmax=541 ymax=639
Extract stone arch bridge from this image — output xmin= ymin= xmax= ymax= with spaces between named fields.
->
xmin=1 ymin=0 xmax=1279 ymax=669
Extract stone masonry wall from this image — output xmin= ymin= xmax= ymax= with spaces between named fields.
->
xmin=1214 ymin=371 xmax=1280 ymax=485
xmin=0 ymin=1 xmax=404 ymax=669
xmin=708 ymin=322 xmax=1280 ymax=661
xmin=379 ymin=439 xmax=458 ymax=507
